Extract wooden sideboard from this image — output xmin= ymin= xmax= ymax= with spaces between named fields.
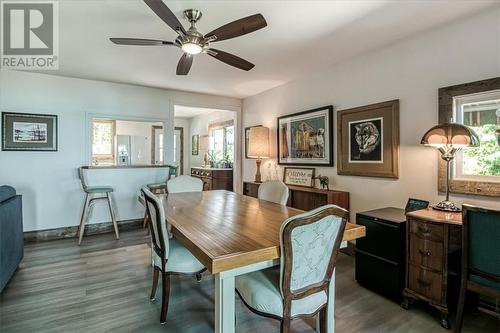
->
xmin=242 ymin=181 xmax=349 ymax=211
xmin=402 ymin=208 xmax=462 ymax=329
xmin=191 ymin=167 xmax=233 ymax=191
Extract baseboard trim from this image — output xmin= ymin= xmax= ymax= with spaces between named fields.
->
xmin=24 ymin=219 xmax=143 ymax=243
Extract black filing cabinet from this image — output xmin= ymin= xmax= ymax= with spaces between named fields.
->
xmin=355 ymin=207 xmax=406 ymax=302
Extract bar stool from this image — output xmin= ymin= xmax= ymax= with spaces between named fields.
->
xmin=146 ymin=165 xmax=178 ymax=194
xmin=77 ymin=167 xmax=119 ymax=245
xmin=143 ymin=165 xmax=178 ymax=230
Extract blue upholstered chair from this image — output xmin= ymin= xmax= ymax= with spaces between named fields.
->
xmin=77 ymin=167 xmax=119 ymax=245
xmin=258 ymin=180 xmax=289 ymax=205
xmin=455 ymin=204 xmax=500 ymax=333
xmin=235 ymin=204 xmax=348 ymax=333
xmin=0 ymin=186 xmax=23 ymax=292
xmin=167 ymin=175 xmax=203 ymax=193
xmin=143 ymin=165 xmax=179 ymax=230
xmin=141 ymin=187 xmax=206 ymax=324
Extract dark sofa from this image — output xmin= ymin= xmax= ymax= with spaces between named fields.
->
xmin=0 ymin=185 xmax=23 ymax=292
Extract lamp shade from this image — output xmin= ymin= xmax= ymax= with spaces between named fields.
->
xmin=248 ymin=126 xmax=270 ymax=158
xmin=420 ymin=123 xmax=479 ymax=148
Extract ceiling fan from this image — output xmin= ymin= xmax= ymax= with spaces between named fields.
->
xmin=110 ymin=0 xmax=267 ymax=75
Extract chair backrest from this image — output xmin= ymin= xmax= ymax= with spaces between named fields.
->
xmin=462 ymin=204 xmax=500 ymax=288
xmin=258 ymin=180 xmax=289 ymax=205
xmin=167 ymin=175 xmax=203 ymax=193
xmin=141 ymin=187 xmax=170 ymax=261
xmin=279 ymin=205 xmax=348 ymax=305
xmin=168 ymin=165 xmax=178 ymax=179
xmin=78 ymin=167 xmax=88 ymax=191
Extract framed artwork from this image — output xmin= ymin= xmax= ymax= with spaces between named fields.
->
xmin=283 ymin=167 xmax=315 ymax=188
xmin=277 ymin=106 xmax=333 ymax=166
xmin=191 ymin=134 xmax=199 ymax=155
xmin=245 ymin=125 xmax=262 ymax=159
xmin=2 ymin=112 xmax=58 ymax=151
xmin=337 ymin=100 xmax=399 ymax=178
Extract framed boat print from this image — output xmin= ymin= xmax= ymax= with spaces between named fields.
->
xmin=2 ymin=112 xmax=58 ymax=151
xmin=337 ymin=100 xmax=399 ymax=178
xmin=277 ymin=105 xmax=333 ymax=166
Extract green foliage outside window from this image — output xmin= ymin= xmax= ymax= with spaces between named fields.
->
xmin=462 ymin=124 xmax=500 ymax=176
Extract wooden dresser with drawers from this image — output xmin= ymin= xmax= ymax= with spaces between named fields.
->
xmin=191 ymin=167 xmax=233 ymax=191
xmin=402 ymin=208 xmax=462 ymax=329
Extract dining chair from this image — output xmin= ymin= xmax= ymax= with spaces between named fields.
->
xmin=455 ymin=204 xmax=500 ymax=333
xmin=167 ymin=175 xmax=203 ymax=193
xmin=77 ymin=167 xmax=119 ymax=245
xmin=143 ymin=165 xmax=178 ymax=230
xmin=141 ymin=187 xmax=206 ymax=324
xmin=258 ymin=180 xmax=289 ymax=205
xmin=235 ymin=204 xmax=348 ymax=333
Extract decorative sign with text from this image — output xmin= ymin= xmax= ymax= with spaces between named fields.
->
xmin=283 ymin=167 xmax=315 ymax=187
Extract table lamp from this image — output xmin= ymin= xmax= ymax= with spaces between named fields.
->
xmin=248 ymin=126 xmax=270 ymax=183
xmin=420 ymin=123 xmax=479 ymax=212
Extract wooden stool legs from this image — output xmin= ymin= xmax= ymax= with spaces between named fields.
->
xmin=78 ymin=192 xmax=120 ymax=245
xmin=78 ymin=193 xmax=91 ymax=245
xmin=106 ymin=192 xmax=120 ymax=240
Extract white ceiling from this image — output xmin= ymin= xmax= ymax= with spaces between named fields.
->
xmin=174 ymin=105 xmax=233 ymax=118
xmin=48 ymin=0 xmax=498 ymax=98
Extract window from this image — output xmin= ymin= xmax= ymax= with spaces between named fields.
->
xmin=438 ymin=77 xmax=500 ymax=197
xmin=209 ymin=121 xmax=234 ymax=164
xmin=91 ymin=118 xmax=165 ymax=167
xmin=92 ymin=119 xmax=115 ymax=164
xmin=454 ymin=89 xmax=500 ymax=181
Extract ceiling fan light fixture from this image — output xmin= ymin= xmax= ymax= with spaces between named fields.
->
xmin=181 ymin=42 xmax=202 ymax=55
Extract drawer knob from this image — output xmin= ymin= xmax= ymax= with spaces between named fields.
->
xmin=418 ymin=250 xmax=432 ymax=257
xmin=417 ymin=226 xmax=431 ymax=236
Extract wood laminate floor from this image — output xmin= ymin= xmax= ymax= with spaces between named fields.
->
xmin=0 ymin=229 xmax=498 ymax=333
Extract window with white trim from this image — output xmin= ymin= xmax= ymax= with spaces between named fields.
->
xmin=454 ymin=89 xmax=500 ymax=181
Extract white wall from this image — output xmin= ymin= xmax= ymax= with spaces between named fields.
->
xmin=174 ymin=117 xmax=190 ymax=175
xmin=187 ymin=111 xmax=235 ymax=169
xmin=242 ymin=8 xmax=500 ymax=221
xmin=0 ymin=71 xmax=240 ymax=231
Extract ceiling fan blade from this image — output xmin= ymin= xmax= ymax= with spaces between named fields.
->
xmin=143 ymin=0 xmax=186 ymax=35
xmin=208 ymin=49 xmax=254 ymax=71
xmin=110 ymin=38 xmax=174 ymax=46
xmin=176 ymin=53 xmax=193 ymax=75
xmin=205 ymin=14 xmax=267 ymax=42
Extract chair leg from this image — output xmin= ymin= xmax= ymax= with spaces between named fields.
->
xmin=160 ymin=271 xmax=170 ymax=324
xmin=78 ymin=193 xmax=90 ymax=245
xmin=454 ymin=280 xmax=467 ymax=333
xmin=319 ymin=307 xmax=327 ymax=333
xmin=280 ymin=318 xmax=291 ymax=333
xmin=150 ymin=266 xmax=160 ymax=301
xmin=106 ymin=192 xmax=120 ymax=240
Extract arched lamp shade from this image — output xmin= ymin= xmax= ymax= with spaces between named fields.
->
xmin=420 ymin=123 xmax=479 ymax=148
xmin=420 ymin=123 xmax=480 ymax=212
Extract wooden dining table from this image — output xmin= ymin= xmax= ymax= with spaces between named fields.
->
xmin=140 ymin=190 xmax=365 ymax=333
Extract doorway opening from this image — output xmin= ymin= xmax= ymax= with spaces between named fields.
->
xmin=174 ymin=105 xmax=239 ymax=189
